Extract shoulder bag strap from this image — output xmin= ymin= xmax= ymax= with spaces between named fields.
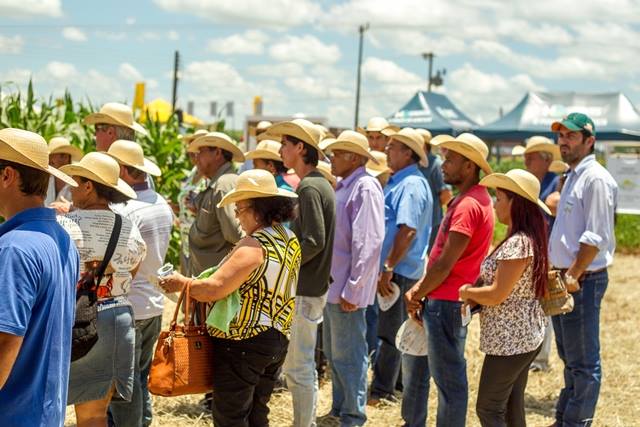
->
xmin=95 ymin=213 xmax=123 ymax=285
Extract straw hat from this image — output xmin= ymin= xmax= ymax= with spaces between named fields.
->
xmin=549 ymin=160 xmax=569 ymax=174
xmin=430 ymin=133 xmax=492 ymax=175
xmin=217 ymin=169 xmax=297 ymax=208
xmin=317 ymin=160 xmax=336 ymax=186
xmin=388 ymin=128 xmax=428 ymax=165
xmin=48 ymin=137 xmax=83 ymax=162
xmin=181 ymin=129 xmax=208 ymax=144
xmin=357 ymin=117 xmax=389 ymax=134
xmin=323 ymin=130 xmax=378 ymax=162
xmin=60 ymin=152 xmax=136 ymax=199
xmin=319 ymin=137 xmax=336 ymax=152
xmin=244 ymin=140 xmax=283 ymax=162
xmin=315 ymin=124 xmax=335 ymax=140
xmin=480 ymin=169 xmax=551 ymax=215
xmin=0 ymin=128 xmax=77 ymax=187
xmin=256 ymin=121 xmax=273 ymax=132
xmin=84 ymin=102 xmax=148 ymax=136
xmin=268 ymin=119 xmax=323 ymax=155
xmin=415 ymin=128 xmax=433 ymax=145
xmin=366 ymin=151 xmax=392 ymax=177
xmin=511 ymin=136 xmax=560 ymax=160
xmin=188 ymin=132 xmax=246 ymax=162
xmin=107 ymin=139 xmax=161 ymax=177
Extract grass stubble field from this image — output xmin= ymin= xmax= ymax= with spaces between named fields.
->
xmin=65 ymin=254 xmax=639 ymax=426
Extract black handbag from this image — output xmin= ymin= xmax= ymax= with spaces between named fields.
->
xmin=71 ymin=213 xmax=122 ymax=361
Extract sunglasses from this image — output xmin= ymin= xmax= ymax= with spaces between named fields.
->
xmin=95 ymin=124 xmax=113 ymax=132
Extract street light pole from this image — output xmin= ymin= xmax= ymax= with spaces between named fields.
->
xmin=422 ymin=52 xmax=434 ymax=92
xmin=354 ymin=23 xmax=370 ymax=128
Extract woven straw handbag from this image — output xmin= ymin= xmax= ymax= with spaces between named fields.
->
xmin=148 ymin=282 xmax=214 ymax=396
xmin=540 ymin=269 xmax=574 ymax=316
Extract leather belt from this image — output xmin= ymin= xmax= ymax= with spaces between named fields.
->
xmin=553 ymin=267 xmax=607 ymax=281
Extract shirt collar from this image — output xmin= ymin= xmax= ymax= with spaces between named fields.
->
xmin=570 ymin=154 xmax=596 ymax=177
xmin=336 ymin=166 xmax=366 ymax=191
xmin=0 ymin=207 xmax=56 ymax=237
xmin=389 ymin=163 xmax=419 ymax=184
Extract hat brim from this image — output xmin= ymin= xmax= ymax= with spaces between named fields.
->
xmin=189 ymin=137 xmax=246 ymax=162
xmin=429 ymin=134 xmax=454 ymax=146
xmin=84 ymin=113 xmax=149 ymax=137
xmin=0 ymin=139 xmax=78 ymax=187
xmin=268 ymin=122 xmax=325 ymax=159
xmin=110 ymin=154 xmax=162 ymax=177
xmin=511 ymin=145 xmax=526 ymax=156
xmin=217 ymin=187 xmax=298 ymax=208
xmin=551 ymin=120 xmax=582 ymax=133
xmin=390 ymin=134 xmax=428 ymax=165
xmin=525 ymin=144 xmax=561 ymax=160
xmin=244 ymin=149 xmax=282 ymax=162
xmin=437 ymin=140 xmax=493 ymax=175
xmin=366 ymin=167 xmax=391 ymax=178
xmin=60 ymin=164 xmax=137 ymax=199
xmin=50 ymin=145 xmax=83 ymax=162
xmin=323 ymin=140 xmax=378 ymax=163
xmin=480 ymin=173 xmax=552 ymax=216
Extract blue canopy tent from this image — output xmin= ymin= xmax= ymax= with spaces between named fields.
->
xmin=388 ymin=91 xmax=478 ymax=135
xmin=476 ymin=91 xmax=640 ymax=141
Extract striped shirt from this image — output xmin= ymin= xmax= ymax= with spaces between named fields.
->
xmin=209 ymin=224 xmax=301 ymax=340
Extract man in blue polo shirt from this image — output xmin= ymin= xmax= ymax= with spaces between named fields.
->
xmin=0 ymin=128 xmax=80 ymax=427
xmin=369 ymin=127 xmax=432 ymax=408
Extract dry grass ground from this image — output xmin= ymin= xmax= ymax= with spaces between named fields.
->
xmin=65 ymin=254 xmax=639 ymax=426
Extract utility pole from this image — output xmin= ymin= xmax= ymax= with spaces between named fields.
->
xmin=354 ymin=23 xmax=369 ymax=128
xmin=422 ymin=52 xmax=434 ymax=92
xmin=171 ymin=50 xmax=180 ymax=112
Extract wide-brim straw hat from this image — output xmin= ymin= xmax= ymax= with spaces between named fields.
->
xmin=430 ymin=133 xmax=492 ymax=175
xmin=181 ymin=129 xmax=208 ymax=145
xmin=388 ymin=127 xmax=428 ymax=165
xmin=511 ymin=136 xmax=561 ymax=160
xmin=356 ymin=116 xmax=389 ymax=134
xmin=480 ymin=169 xmax=552 ymax=215
xmin=60 ymin=152 xmax=136 ymax=199
xmin=415 ymin=128 xmax=433 ymax=145
xmin=366 ymin=151 xmax=392 ymax=177
xmin=319 ymin=137 xmax=336 ymax=152
xmin=244 ymin=139 xmax=283 ymax=162
xmin=549 ymin=160 xmax=569 ymax=174
xmin=188 ymin=132 xmax=246 ymax=162
xmin=323 ymin=130 xmax=378 ymax=162
xmin=217 ymin=169 xmax=297 ymax=207
xmin=317 ymin=160 xmax=336 ymax=186
xmin=0 ymin=128 xmax=77 ymax=187
xmin=48 ymin=136 xmax=83 ymax=162
xmin=107 ymin=139 xmax=161 ymax=176
xmin=84 ymin=102 xmax=148 ymax=136
xmin=268 ymin=119 xmax=324 ymax=157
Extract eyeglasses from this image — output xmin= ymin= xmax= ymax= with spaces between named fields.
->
xmin=234 ymin=205 xmax=252 ymax=216
xmin=95 ymin=124 xmax=112 ymax=133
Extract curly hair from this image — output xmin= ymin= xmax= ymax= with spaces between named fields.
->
xmin=251 ymin=196 xmax=296 ymax=226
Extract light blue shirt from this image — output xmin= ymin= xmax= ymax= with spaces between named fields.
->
xmin=380 ymin=163 xmax=433 ymax=280
xmin=549 ymin=154 xmax=618 ymax=270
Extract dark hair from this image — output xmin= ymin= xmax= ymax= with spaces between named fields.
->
xmin=0 ymin=160 xmax=49 ymax=197
xmin=78 ymin=177 xmax=131 ymax=204
xmin=581 ymin=129 xmax=595 ymax=154
xmin=286 ymin=135 xmax=318 ymax=166
xmin=270 ymin=160 xmax=288 ymax=175
xmin=493 ymin=189 xmax=549 ymax=298
xmin=220 ymin=148 xmax=233 ymax=163
xmin=251 ymin=196 xmax=296 ymax=225
xmin=125 ymin=165 xmax=146 ymax=181
xmin=410 ymin=150 xmax=421 ymax=164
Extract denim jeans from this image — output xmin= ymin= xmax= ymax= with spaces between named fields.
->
xmin=552 ymin=269 xmax=608 ymax=427
xmin=109 ymin=315 xmax=162 ymax=427
xmin=401 ymin=299 xmax=468 ymax=427
xmin=370 ymin=274 xmax=416 ymax=400
xmin=323 ymin=303 xmax=369 ymax=426
xmin=283 ymin=294 xmax=327 ymax=427
xmin=365 ymin=302 xmax=380 ymax=364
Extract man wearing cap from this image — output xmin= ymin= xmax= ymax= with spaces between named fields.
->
xmin=0 ymin=128 xmax=80 ymax=426
xmin=187 ymin=132 xmax=244 ymax=277
xmin=404 ymin=133 xmax=494 ymax=427
xmin=369 ymin=128 xmax=433 ymax=409
xmin=45 ymin=136 xmax=83 ymax=206
xmin=322 ymin=131 xmax=384 ymax=425
xmin=106 ymin=140 xmax=174 ymax=427
xmin=549 ymin=113 xmax=617 ymax=426
xmin=84 ymin=102 xmax=148 ymax=152
xmin=275 ymin=119 xmax=336 ymax=427
xmin=358 ymin=117 xmax=398 ymax=152
xmin=416 ymin=128 xmax=453 ymax=250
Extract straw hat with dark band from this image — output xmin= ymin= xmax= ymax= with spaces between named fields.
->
xmin=181 ymin=129 xmax=208 ymax=145
xmin=430 ymin=133 xmax=492 ymax=175
xmin=48 ymin=137 xmax=83 ymax=162
xmin=217 ymin=169 xmax=297 ymax=208
xmin=188 ymin=132 xmax=246 ymax=162
xmin=0 ymin=128 xmax=77 ymax=187
xmin=268 ymin=119 xmax=324 ymax=156
xmin=323 ymin=130 xmax=378 ymax=162
xmin=84 ymin=102 xmax=148 ymax=136
xmin=107 ymin=139 xmax=161 ymax=176
xmin=480 ymin=169 xmax=552 ymax=215
xmin=60 ymin=152 xmax=137 ymax=199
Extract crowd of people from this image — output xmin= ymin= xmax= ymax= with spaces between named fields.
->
xmin=0 ymin=101 xmax=618 ymax=427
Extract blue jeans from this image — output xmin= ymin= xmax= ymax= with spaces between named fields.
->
xmin=323 ymin=303 xmax=369 ymax=426
xmin=552 ymin=270 xmax=608 ymax=427
xmin=370 ymin=274 xmax=416 ymax=400
xmin=402 ymin=299 xmax=468 ymax=427
xmin=365 ymin=302 xmax=380 ymax=364
xmin=109 ymin=315 xmax=162 ymax=427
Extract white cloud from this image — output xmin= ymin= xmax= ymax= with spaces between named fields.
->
xmin=44 ymin=61 xmax=78 ymax=80
xmin=269 ymin=35 xmax=341 ymax=64
xmin=126 ymin=17 xmax=136 ymax=25
xmin=62 ymin=27 xmax=87 ymax=42
xmin=119 ymin=63 xmax=144 ymax=81
xmin=248 ymin=62 xmax=305 ymax=77
xmin=95 ymin=31 xmax=127 ymax=41
xmin=372 ymin=30 xmax=466 ymax=56
xmin=167 ymin=30 xmax=180 ymax=41
xmin=153 ymin=0 xmax=321 ymax=28
xmin=207 ymin=30 xmax=269 ymax=55
xmin=362 ymin=57 xmax=422 ymax=85
xmin=495 ymin=20 xmax=573 ymax=46
xmin=0 ymin=0 xmax=62 ymax=17
xmin=0 ymin=34 xmax=24 ymax=54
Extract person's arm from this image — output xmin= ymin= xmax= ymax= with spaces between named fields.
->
xmin=545 ymin=191 xmax=560 ymax=216
xmin=296 ymin=187 xmax=327 ymax=264
xmin=459 ymin=257 xmax=529 ymax=306
xmin=0 ymin=333 xmax=23 ymax=390
xmin=439 ymin=189 xmax=453 ymax=207
xmin=378 ymin=225 xmax=417 ymax=297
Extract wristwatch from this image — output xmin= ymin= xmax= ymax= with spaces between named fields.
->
xmin=382 ymin=263 xmax=394 ymax=273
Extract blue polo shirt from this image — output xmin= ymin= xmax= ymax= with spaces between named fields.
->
xmin=540 ymin=171 xmax=560 ymax=231
xmin=0 ymin=207 xmax=79 ymax=427
xmin=380 ymin=163 xmax=433 ymax=280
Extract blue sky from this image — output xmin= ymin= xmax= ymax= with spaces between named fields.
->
xmin=1 ymin=0 xmax=639 ymax=129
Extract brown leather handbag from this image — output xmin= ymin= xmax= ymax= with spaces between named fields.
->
xmin=148 ymin=282 xmax=214 ymax=396
xmin=540 ymin=269 xmax=574 ymax=316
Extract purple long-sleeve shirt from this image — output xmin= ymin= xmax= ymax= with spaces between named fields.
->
xmin=328 ymin=166 xmax=385 ymax=307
